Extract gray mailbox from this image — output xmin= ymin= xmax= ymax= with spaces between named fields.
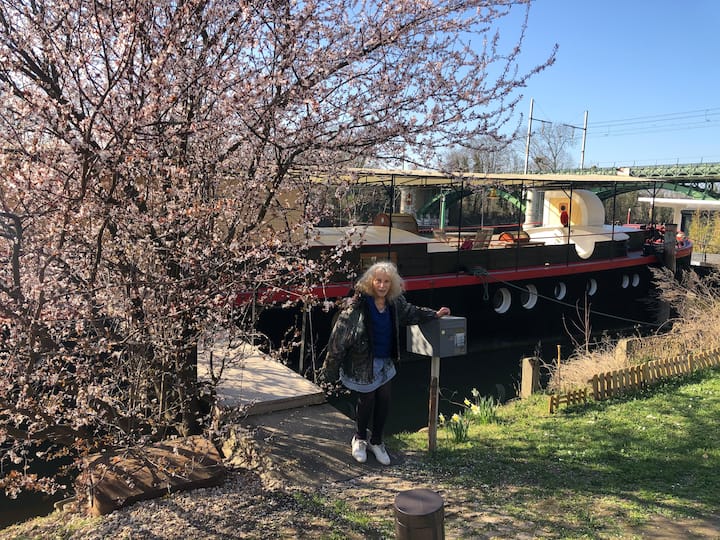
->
xmin=407 ymin=316 xmax=467 ymax=453
xmin=407 ymin=316 xmax=467 ymax=358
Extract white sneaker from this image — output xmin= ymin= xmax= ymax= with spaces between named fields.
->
xmin=351 ymin=436 xmax=367 ymax=463
xmin=368 ymin=442 xmax=391 ymax=465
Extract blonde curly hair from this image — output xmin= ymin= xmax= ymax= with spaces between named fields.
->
xmin=355 ymin=261 xmax=405 ymax=301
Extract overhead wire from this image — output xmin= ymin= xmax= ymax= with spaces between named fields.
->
xmin=589 ymin=107 xmax=720 ymax=128
xmin=588 ymin=107 xmax=720 ymax=139
xmin=524 ymin=105 xmax=720 ymax=140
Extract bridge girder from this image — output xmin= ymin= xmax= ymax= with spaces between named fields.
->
xmin=417 ymin=187 xmax=525 ymax=216
xmin=593 ymin=182 xmax=720 ymax=201
xmin=418 ymin=180 xmax=720 ymax=216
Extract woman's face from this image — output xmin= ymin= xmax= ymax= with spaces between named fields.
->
xmin=371 ymin=271 xmax=391 ymax=299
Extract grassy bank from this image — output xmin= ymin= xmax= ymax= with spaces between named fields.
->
xmin=390 ymin=367 xmax=720 ymax=538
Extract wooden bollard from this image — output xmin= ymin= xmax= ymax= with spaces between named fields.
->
xmin=394 ymin=488 xmax=444 ymax=539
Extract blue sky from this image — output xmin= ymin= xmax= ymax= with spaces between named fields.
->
xmin=502 ymin=0 xmax=720 ymax=168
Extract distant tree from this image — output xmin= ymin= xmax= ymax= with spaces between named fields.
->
xmin=689 ymin=209 xmax=720 ymax=255
xmin=0 ymin=0 xmax=554 ymax=497
xmin=710 ymin=212 xmax=720 ymax=253
xmin=444 ymin=136 xmax=524 ymax=173
xmin=529 ymin=123 xmax=578 ymax=172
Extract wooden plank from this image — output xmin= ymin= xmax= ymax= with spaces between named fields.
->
xmin=77 ymin=436 xmax=225 ymax=516
xmin=197 ymin=332 xmax=325 ymax=417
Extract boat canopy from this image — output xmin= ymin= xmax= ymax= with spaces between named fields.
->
xmin=309 ymin=225 xmax=432 ymax=247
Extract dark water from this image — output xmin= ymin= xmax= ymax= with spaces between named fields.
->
xmin=329 ymin=337 xmax=574 ymax=435
xmin=0 ymin=453 xmax=70 ymax=529
xmin=0 ymin=490 xmax=62 ymax=529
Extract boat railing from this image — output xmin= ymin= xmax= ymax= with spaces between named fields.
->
xmin=428 ymin=225 xmax=641 ymax=262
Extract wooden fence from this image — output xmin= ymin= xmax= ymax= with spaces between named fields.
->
xmin=549 ymin=347 xmax=720 ymax=413
xmin=548 ymin=388 xmax=588 ymax=414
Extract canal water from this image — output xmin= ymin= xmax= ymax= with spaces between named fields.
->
xmin=0 ymin=490 xmax=62 ymax=530
xmin=329 ymin=335 xmax=574 ymax=435
xmin=0 ymin=452 xmax=71 ymax=530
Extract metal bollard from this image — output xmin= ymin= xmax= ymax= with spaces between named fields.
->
xmin=394 ymin=488 xmax=444 ymax=539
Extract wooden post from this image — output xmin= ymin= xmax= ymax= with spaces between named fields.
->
xmin=614 ymin=338 xmax=628 ymax=363
xmin=520 ymin=357 xmax=539 ymax=398
xmin=428 ymin=355 xmax=440 ymax=452
xmin=556 ymin=344 xmax=562 ymax=385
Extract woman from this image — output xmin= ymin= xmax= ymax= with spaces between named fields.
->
xmin=322 ymin=261 xmax=451 ymax=465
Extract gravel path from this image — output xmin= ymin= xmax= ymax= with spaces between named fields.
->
xmin=3 ymin=452 xmax=720 ymax=539
xmin=2 ymin=448 xmax=541 ymax=540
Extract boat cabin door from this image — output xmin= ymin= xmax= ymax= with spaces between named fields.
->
xmin=547 ymin=195 xmax=572 ymax=227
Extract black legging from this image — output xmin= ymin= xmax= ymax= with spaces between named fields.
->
xmin=355 ymin=380 xmax=392 ymax=445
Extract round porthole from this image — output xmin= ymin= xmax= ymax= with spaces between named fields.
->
xmin=493 ymin=288 xmax=512 ymax=314
xmin=521 ymin=284 xmax=538 ymax=310
xmin=621 ymin=274 xmax=630 ymax=289
xmin=554 ymin=282 xmax=567 ymax=300
xmin=631 ymin=273 xmax=640 ymax=287
xmin=586 ymin=278 xmax=598 ymax=296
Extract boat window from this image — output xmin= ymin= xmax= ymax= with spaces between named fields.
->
xmin=621 ymin=275 xmax=630 ymax=289
xmin=554 ymin=282 xmax=567 ymax=300
xmin=521 ymin=284 xmax=538 ymax=309
xmin=493 ymin=288 xmax=512 ymax=314
xmin=586 ymin=278 xmax=598 ymax=296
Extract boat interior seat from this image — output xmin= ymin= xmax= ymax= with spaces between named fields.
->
xmin=471 ymin=229 xmax=493 ymax=249
xmin=432 ymin=229 xmax=449 ymax=242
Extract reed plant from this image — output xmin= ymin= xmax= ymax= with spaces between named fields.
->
xmin=546 ymin=268 xmax=720 ymax=392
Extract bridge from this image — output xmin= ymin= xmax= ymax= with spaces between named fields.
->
xmin=562 ymin=162 xmax=720 ymax=201
xmin=410 ymin=162 xmax=720 ymax=216
xmin=563 ymin=162 xmax=720 ymax=179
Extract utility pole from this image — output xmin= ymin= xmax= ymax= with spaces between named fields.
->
xmin=524 ymin=99 xmax=589 ymax=171
xmin=580 ymin=110 xmax=588 ymax=169
xmin=523 ymin=98 xmax=533 ymax=174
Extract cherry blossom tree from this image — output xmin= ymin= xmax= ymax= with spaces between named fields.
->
xmin=0 ymin=0 xmax=554 ymax=496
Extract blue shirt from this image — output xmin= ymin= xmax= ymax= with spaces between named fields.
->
xmin=368 ymin=297 xmax=392 ymax=359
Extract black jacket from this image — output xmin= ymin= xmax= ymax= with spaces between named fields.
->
xmin=322 ymin=293 xmax=437 ymax=384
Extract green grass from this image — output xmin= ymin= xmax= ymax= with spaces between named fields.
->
xmin=292 ymin=491 xmax=392 ymax=539
xmin=392 ymin=367 xmax=720 ymax=537
xmin=0 ymin=513 xmax=102 ymax=540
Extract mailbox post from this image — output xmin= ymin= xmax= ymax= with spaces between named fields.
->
xmin=407 ymin=316 xmax=467 ymax=452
